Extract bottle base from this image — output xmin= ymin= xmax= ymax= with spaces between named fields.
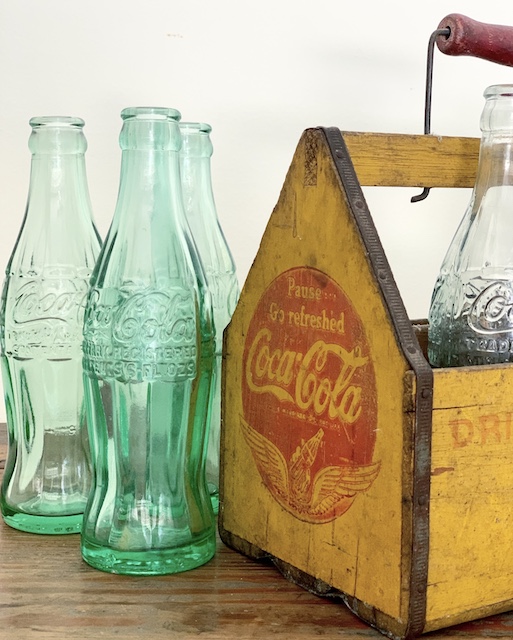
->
xmin=81 ymin=530 xmax=216 ymax=575
xmin=1 ymin=509 xmax=82 ymax=535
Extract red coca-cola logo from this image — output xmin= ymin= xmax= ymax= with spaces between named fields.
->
xmin=241 ymin=267 xmax=380 ymax=523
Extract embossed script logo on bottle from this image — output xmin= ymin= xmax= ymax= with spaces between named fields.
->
xmin=5 ymin=273 xmax=90 ymax=358
xmin=468 ymin=281 xmax=513 ymax=334
xmin=83 ymin=288 xmax=197 ymax=383
xmin=241 ymin=267 xmax=380 ymax=524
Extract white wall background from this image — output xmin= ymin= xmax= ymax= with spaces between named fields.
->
xmin=0 ymin=1 xmax=512 ymax=420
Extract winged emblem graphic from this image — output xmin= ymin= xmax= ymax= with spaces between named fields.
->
xmin=240 ymin=418 xmax=380 ymax=523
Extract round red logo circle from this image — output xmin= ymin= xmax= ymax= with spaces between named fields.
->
xmin=241 ymin=267 xmax=380 ymax=523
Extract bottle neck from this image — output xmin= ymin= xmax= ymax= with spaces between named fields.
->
xmin=26 ymin=118 xmax=92 ymax=222
xmin=181 ymin=155 xmax=217 ymax=220
xmin=474 ymin=86 xmax=513 ymax=201
xmin=12 ymin=120 xmax=99 ymax=273
xmin=27 ymin=152 xmax=91 ymax=218
xmin=91 ymin=107 xmax=200 ymax=290
xmin=115 ymin=148 xmax=183 ymax=226
xmin=113 ymin=109 xmax=184 ymax=231
xmin=101 ymin=144 xmax=195 ymax=291
xmin=473 ymin=133 xmax=513 ymax=207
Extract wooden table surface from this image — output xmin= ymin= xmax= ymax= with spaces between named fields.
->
xmin=1 ymin=426 xmax=513 ymax=639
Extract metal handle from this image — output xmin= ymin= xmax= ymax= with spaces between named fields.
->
xmin=411 ymin=14 xmax=513 ymax=203
xmin=437 ymin=13 xmax=513 ymax=66
xmin=410 ymin=27 xmax=450 ymax=203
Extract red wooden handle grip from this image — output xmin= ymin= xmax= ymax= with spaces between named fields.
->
xmin=436 ymin=13 xmax=513 ymax=67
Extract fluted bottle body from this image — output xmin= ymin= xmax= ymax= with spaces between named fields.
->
xmin=429 ymin=85 xmax=513 ymax=367
xmin=0 ymin=116 xmax=101 ymax=534
xmin=180 ymin=122 xmax=239 ymax=513
xmin=81 ymin=107 xmax=216 ymax=575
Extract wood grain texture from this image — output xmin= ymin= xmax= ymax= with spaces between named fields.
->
xmin=220 ymin=128 xmax=413 ymax=628
xmin=425 ymin=365 xmax=513 ymax=627
xmin=343 ymin=132 xmax=479 ymax=188
xmin=1 ymin=426 xmax=513 ymax=638
xmin=218 ymin=128 xmax=513 ymax=637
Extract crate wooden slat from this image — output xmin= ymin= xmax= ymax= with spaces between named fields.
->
xmin=344 ymin=132 xmax=479 ymax=187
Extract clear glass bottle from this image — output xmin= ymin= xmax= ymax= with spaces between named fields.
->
xmin=0 ymin=116 xmax=101 ymax=534
xmin=180 ymin=122 xmax=239 ymax=513
xmin=81 ymin=107 xmax=216 ymax=575
xmin=428 ymin=85 xmax=513 ymax=367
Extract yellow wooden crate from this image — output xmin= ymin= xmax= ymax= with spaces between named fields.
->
xmin=218 ymin=128 xmax=513 ymax=639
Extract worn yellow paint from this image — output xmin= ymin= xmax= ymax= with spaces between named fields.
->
xmin=424 ymin=365 xmax=513 ymax=630
xmin=220 ymin=129 xmax=414 ymax=625
xmin=344 ymin=132 xmax=479 ymax=188
xmin=221 ymin=129 xmax=513 ymax=638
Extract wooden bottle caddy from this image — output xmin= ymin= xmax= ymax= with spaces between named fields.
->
xmin=218 ymin=128 xmax=513 ymax=639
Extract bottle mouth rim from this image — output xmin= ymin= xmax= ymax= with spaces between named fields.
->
xmin=179 ymin=122 xmax=212 ymax=134
xmin=121 ymin=106 xmax=181 ymax=121
xmin=29 ymin=116 xmax=85 ymax=128
xmin=484 ymin=84 xmax=513 ymax=99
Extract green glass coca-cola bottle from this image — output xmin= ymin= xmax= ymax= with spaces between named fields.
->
xmin=0 ymin=116 xmax=101 ymax=534
xmin=180 ymin=122 xmax=239 ymax=514
xmin=81 ymin=107 xmax=216 ymax=575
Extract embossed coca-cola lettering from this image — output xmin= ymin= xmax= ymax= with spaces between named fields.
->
xmin=113 ymin=291 xmax=195 ymax=345
xmin=4 ymin=277 xmax=89 ymax=355
xmin=11 ymin=279 xmax=88 ymax=325
xmin=85 ymin=289 xmax=196 ymax=347
xmin=468 ymin=281 xmax=513 ymax=334
xmin=83 ymin=287 xmax=197 ymax=383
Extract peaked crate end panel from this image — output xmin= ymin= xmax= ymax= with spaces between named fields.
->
xmin=220 ymin=127 xmax=423 ymax=629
